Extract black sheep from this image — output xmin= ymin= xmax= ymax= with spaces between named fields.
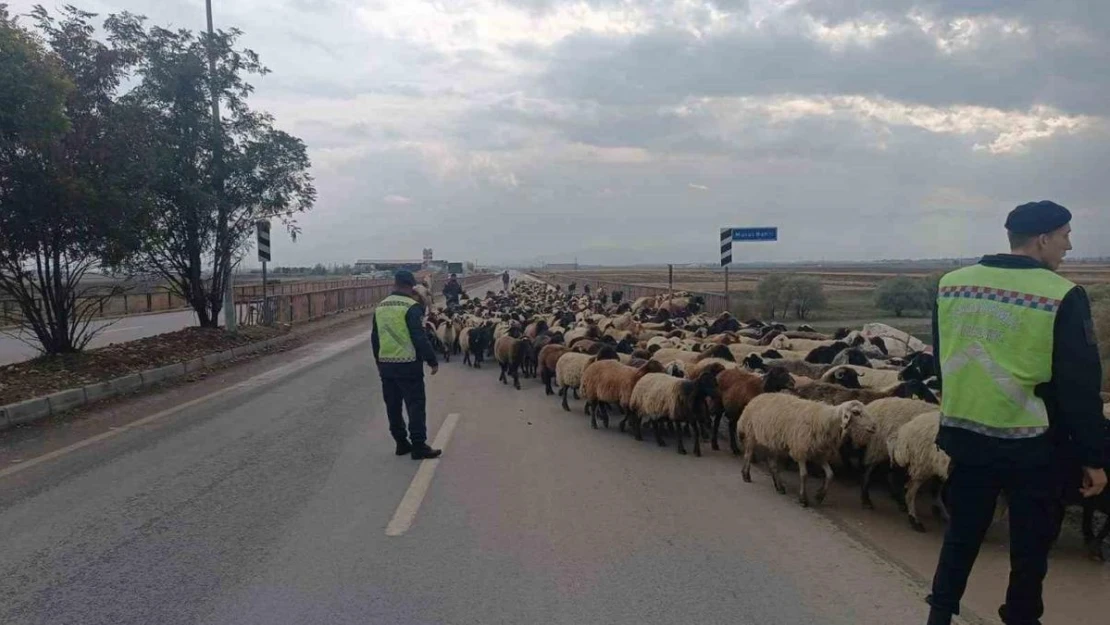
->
xmin=804 ymin=341 xmax=851 ymax=364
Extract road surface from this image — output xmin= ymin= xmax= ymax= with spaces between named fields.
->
xmin=0 ymin=275 xmax=943 ymax=625
xmin=0 ymin=310 xmax=213 ymax=366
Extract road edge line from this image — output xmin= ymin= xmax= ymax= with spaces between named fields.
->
xmin=385 ymin=412 xmax=461 ymax=537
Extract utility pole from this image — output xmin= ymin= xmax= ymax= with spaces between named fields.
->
xmin=206 ymin=0 xmax=236 ymax=332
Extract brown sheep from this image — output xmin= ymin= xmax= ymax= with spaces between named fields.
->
xmin=495 ymin=336 xmax=529 ymax=390
xmin=712 ymin=366 xmax=796 ymax=454
xmin=581 ymin=359 xmax=666 ymax=429
xmin=538 ymin=344 xmax=570 ymax=396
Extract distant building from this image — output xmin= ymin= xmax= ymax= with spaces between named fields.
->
xmin=354 ymin=259 xmax=423 ymax=274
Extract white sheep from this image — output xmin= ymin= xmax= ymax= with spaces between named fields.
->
xmin=888 ymin=411 xmax=951 ymax=532
xmin=628 ymin=370 xmax=719 ymax=456
xmin=740 ymin=394 xmax=875 ymax=507
xmin=855 ymin=397 xmax=938 ymax=510
xmin=555 ymin=351 xmax=617 ymax=412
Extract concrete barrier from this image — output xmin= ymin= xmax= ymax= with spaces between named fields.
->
xmin=5 ymin=398 xmax=51 ymax=427
xmin=184 ymin=357 xmax=207 ymax=374
xmin=203 ymin=351 xmax=233 ymax=367
xmin=110 ymin=373 xmax=143 ymax=394
xmin=47 ymin=388 xmax=87 ymax=414
xmin=84 ymin=381 xmax=114 ymax=403
xmin=141 ymin=363 xmax=186 ymax=385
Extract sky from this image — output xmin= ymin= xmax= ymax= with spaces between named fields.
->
xmin=8 ymin=0 xmax=1110 ymax=267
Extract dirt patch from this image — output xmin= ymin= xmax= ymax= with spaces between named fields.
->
xmin=0 ymin=325 xmax=287 ymax=405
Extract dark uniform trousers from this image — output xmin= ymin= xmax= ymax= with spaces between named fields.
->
xmin=928 ymin=460 xmax=1064 ymax=625
xmin=380 ymin=376 xmax=428 ymax=446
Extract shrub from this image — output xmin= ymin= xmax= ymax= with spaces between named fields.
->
xmin=875 ymin=276 xmax=931 ymax=317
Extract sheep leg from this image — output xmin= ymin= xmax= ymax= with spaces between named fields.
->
xmin=631 ymin=414 xmax=643 ymax=441
xmin=675 ymin=420 xmax=688 ymax=455
xmin=499 ymin=363 xmax=507 ymax=384
xmin=464 ymin=351 xmax=471 ymax=366
xmin=905 ymin=478 xmax=927 ymax=532
xmin=727 ymin=412 xmax=741 ymax=456
xmin=653 ymin=420 xmax=666 ymax=447
xmin=560 ymin=386 xmax=570 ymax=412
xmin=599 ymin=403 xmax=610 ymax=429
xmin=861 ymin=464 xmax=877 ymax=509
xmin=815 ymin=462 xmax=833 ymax=505
xmin=797 ymin=461 xmax=810 ymax=507
xmin=573 ymin=388 xmax=579 ymax=400
xmin=768 ymin=456 xmax=786 ymax=495
xmin=589 ymin=401 xmax=598 ymax=429
xmin=741 ymin=442 xmax=755 ymax=483
xmin=691 ymin=420 xmax=702 ymax=457
xmin=512 ymin=365 xmax=520 ymax=390
xmin=542 ymin=370 xmax=554 ymax=395
xmin=710 ymin=410 xmax=723 ymax=452
xmin=889 ymin=468 xmax=908 ymax=511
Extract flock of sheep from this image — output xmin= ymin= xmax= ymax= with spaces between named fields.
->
xmin=421 ymin=277 xmax=1110 ymax=560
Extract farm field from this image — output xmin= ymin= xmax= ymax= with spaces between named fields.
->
xmin=540 ymin=262 xmax=1110 ymax=342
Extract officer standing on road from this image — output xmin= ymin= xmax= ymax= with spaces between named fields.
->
xmin=371 ymin=270 xmax=442 ymax=460
xmin=926 ymin=201 xmax=1107 ymax=625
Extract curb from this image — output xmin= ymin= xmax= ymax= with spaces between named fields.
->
xmin=0 ymin=306 xmax=377 ymax=433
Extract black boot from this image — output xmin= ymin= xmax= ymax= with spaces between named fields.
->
xmin=926 ymin=608 xmax=953 ymax=625
xmin=411 ymin=444 xmax=442 ymax=460
xmin=395 ymin=440 xmax=413 ymax=456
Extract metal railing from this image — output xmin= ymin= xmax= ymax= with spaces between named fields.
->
xmin=237 ymin=274 xmax=497 ymax=327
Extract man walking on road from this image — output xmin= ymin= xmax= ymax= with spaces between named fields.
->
xmin=501 ymin=270 xmax=510 ymax=292
xmin=371 ymin=271 xmax=442 ymax=460
xmin=442 ymin=273 xmax=463 ymax=307
xmin=926 ymin=201 xmax=1107 ymax=625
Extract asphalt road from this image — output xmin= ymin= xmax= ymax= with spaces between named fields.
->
xmin=0 ymin=276 xmax=941 ymax=625
xmin=0 ymin=309 xmax=213 ymax=366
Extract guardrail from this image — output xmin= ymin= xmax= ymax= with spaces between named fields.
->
xmin=237 ymin=274 xmax=497 ymax=327
xmin=534 ymin=272 xmax=745 ymax=317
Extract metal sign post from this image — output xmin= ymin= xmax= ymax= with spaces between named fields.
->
xmin=257 ymin=220 xmax=272 ymax=324
xmin=719 ymin=227 xmax=779 ymax=315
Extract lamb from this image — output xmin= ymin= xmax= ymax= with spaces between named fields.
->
xmin=495 ymin=335 xmax=529 ymax=390
xmin=538 ymin=344 xmax=571 ymax=395
xmin=888 ymin=411 xmax=951 ymax=532
xmin=740 ymin=394 xmax=875 ymax=507
xmin=854 ymin=397 xmax=939 ymax=510
xmin=580 ymin=359 xmax=665 ymax=429
xmin=459 ymin=323 xmax=493 ymax=368
xmin=627 ymin=369 xmax=720 ymax=456
xmin=711 ymin=366 xmax=795 ymax=455
xmin=555 ymin=347 xmax=619 ymax=411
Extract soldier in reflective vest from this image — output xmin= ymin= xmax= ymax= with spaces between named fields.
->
xmin=371 ymin=271 xmax=441 ymax=460
xmin=926 ymin=201 xmax=1107 ymax=625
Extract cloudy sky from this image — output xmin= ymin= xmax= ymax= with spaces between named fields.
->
xmin=9 ymin=0 xmax=1110 ymax=266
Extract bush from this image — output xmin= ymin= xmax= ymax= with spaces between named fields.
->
xmin=784 ymin=275 xmax=826 ymax=320
xmin=875 ymin=276 xmax=931 ymax=317
xmin=756 ymin=274 xmax=790 ymax=319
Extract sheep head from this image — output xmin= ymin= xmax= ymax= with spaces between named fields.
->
xmin=836 ymin=400 xmax=875 ymax=447
xmin=828 ymin=367 xmax=863 ymax=389
xmin=761 ymin=366 xmax=795 ymax=393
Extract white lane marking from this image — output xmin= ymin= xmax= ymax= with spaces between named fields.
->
xmin=0 ymin=334 xmax=368 ymax=480
xmin=385 ymin=412 xmax=461 ymax=537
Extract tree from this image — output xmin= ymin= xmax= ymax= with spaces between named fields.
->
xmin=875 ymin=276 xmax=930 ymax=317
xmin=784 ymin=275 xmax=827 ymax=320
xmin=114 ymin=22 xmax=315 ymax=327
xmin=756 ymin=274 xmax=791 ymax=319
xmin=0 ymin=6 xmax=154 ymax=354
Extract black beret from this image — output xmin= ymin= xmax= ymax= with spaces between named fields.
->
xmin=1005 ymin=201 xmax=1071 ymax=235
xmin=394 ymin=270 xmax=417 ymax=287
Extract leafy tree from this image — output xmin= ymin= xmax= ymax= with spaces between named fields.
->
xmin=114 ymin=21 xmax=315 ymax=327
xmin=756 ymin=274 xmax=790 ymax=319
xmin=875 ymin=276 xmax=930 ymax=317
xmin=0 ymin=6 xmax=154 ymax=353
xmin=784 ymin=275 xmax=827 ymax=320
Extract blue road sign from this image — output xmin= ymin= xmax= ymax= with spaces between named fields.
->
xmin=731 ymin=227 xmax=778 ymax=242
xmin=720 ymin=227 xmax=778 ymax=266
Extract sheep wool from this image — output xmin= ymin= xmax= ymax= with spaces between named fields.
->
xmin=740 ymin=394 xmax=871 ymax=507
xmin=889 ymin=411 xmax=951 ymax=532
